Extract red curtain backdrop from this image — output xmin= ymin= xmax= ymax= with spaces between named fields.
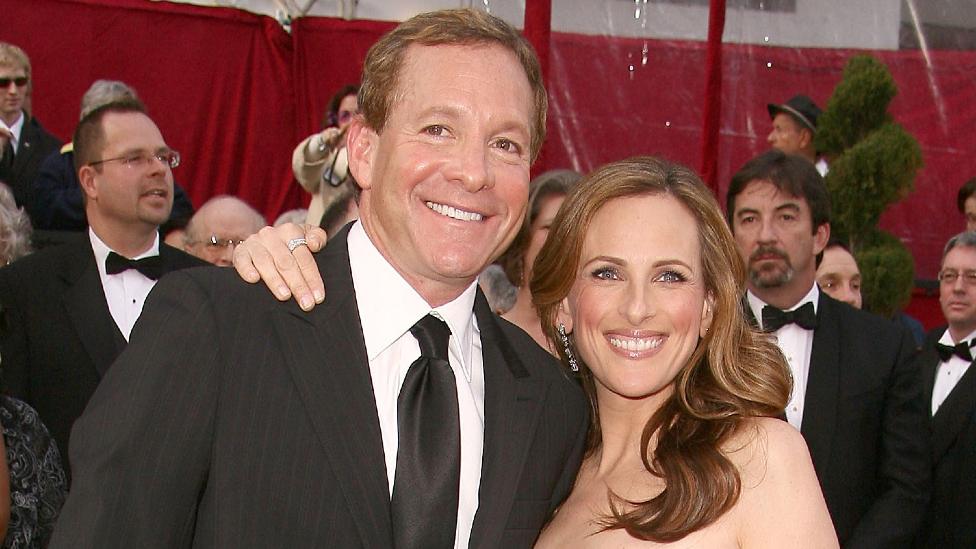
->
xmin=3 ymin=0 xmax=974 ymax=327
xmin=1 ymin=0 xmax=304 ymax=222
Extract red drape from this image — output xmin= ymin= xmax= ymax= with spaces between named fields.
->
xmin=1 ymin=0 xmax=301 ymax=222
xmin=699 ymin=0 xmax=726 ymax=192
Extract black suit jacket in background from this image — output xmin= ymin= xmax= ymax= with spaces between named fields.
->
xmin=749 ymin=292 xmax=930 ymax=548
xmin=0 ymin=115 xmax=62 ymax=217
xmin=51 ymin=227 xmax=589 ymax=548
xmin=0 ymin=233 xmax=206 ymax=475
xmin=913 ymin=327 xmax=976 ymax=549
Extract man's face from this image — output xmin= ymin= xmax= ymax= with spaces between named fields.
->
xmin=0 ymin=63 xmax=28 ymax=123
xmin=964 ymin=195 xmax=976 ymax=232
xmin=348 ymin=44 xmax=533 ymax=302
xmin=731 ymin=179 xmax=828 ymax=295
xmin=185 ymin=205 xmax=260 ymax=267
xmin=767 ymin=113 xmax=808 ymax=156
xmin=82 ymin=111 xmax=174 ymax=233
xmin=816 ymin=245 xmax=862 ymax=308
xmin=940 ymin=245 xmax=976 ymax=338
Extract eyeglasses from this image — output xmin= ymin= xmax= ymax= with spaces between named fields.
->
xmin=198 ymin=235 xmax=245 ymax=249
xmin=89 ymin=150 xmax=181 ymax=170
xmin=938 ymin=269 xmax=976 ymax=286
xmin=0 ymin=77 xmax=28 ymax=88
xmin=337 ymin=109 xmax=358 ymax=125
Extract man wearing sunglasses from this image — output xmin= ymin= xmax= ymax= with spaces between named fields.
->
xmin=0 ymin=42 xmax=62 ymax=215
xmin=0 ymin=99 xmax=205 ymax=478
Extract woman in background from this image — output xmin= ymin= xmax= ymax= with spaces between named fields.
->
xmin=498 ymin=169 xmax=580 ymax=349
xmin=0 ymin=181 xmax=67 ymax=547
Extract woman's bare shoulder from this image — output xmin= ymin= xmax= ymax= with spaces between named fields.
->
xmin=727 ymin=417 xmax=839 ymax=548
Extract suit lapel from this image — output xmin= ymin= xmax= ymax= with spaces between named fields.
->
xmin=60 ymin=241 xmax=126 ymax=378
xmin=271 ymin=232 xmax=392 ymax=548
xmin=931 ymin=355 xmax=976 ymax=461
xmin=801 ymin=293 xmax=841 ymax=473
xmin=469 ymin=292 xmax=546 ymax=549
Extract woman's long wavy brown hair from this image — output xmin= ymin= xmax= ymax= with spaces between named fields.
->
xmin=531 ymin=157 xmax=791 ymax=542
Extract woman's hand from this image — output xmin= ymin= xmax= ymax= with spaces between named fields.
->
xmin=232 ymin=223 xmax=328 ymax=311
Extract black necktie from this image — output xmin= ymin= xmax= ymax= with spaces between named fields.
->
xmin=391 ymin=314 xmax=460 ymax=549
xmin=935 ymin=340 xmax=972 ymax=362
xmin=762 ymin=302 xmax=818 ymax=331
xmin=105 ymin=251 xmax=163 ymax=280
xmin=0 ymin=140 xmax=13 ymax=173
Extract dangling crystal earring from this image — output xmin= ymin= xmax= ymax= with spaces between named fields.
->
xmin=557 ymin=323 xmax=579 ymax=372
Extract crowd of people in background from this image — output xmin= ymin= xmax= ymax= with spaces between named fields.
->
xmin=0 ymin=5 xmax=973 ymax=547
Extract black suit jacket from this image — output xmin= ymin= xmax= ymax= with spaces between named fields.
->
xmin=51 ymin=228 xmax=589 ymax=548
xmin=0 ymin=233 xmax=205 ymax=474
xmin=749 ymin=292 xmax=930 ymax=548
xmin=0 ymin=115 xmax=62 ymax=217
xmin=913 ymin=328 xmax=976 ymax=548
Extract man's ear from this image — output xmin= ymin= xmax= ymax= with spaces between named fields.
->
xmin=813 ymin=222 xmax=830 ymax=256
xmin=78 ymin=165 xmax=98 ymax=202
xmin=557 ymin=297 xmax=573 ymax=334
xmin=346 ymin=117 xmax=377 ymax=191
xmin=799 ymin=127 xmax=814 ymax=149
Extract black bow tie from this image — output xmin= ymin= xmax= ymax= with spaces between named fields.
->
xmin=762 ymin=302 xmax=818 ymax=331
xmin=105 ymin=251 xmax=163 ymax=280
xmin=935 ymin=341 xmax=973 ymax=363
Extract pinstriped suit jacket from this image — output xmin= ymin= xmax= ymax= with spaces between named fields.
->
xmin=51 ymin=227 xmax=588 ymax=548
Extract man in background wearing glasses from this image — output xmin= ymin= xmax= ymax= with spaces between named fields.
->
xmin=0 ymin=100 xmax=205 ymax=478
xmin=0 ymin=42 xmax=62 ymax=215
xmin=183 ymin=195 xmax=265 ymax=266
xmin=913 ymin=231 xmax=976 ymax=548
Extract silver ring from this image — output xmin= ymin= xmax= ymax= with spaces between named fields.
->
xmin=286 ymin=237 xmax=308 ymax=253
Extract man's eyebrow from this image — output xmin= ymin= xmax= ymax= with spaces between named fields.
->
xmin=414 ymin=105 xmax=463 ymax=120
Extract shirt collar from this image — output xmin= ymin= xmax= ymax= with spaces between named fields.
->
xmin=747 ymin=283 xmax=820 ymax=330
xmin=347 ymin=221 xmax=478 ymax=379
xmin=939 ymin=327 xmax=976 ymax=348
xmin=1 ymin=111 xmax=25 ymax=150
xmin=89 ymin=227 xmax=161 ymax=278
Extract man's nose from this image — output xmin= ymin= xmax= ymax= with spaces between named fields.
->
xmin=449 ymin=140 xmax=494 ymax=193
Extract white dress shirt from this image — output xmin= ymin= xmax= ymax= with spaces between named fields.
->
xmin=747 ymin=284 xmax=820 ymax=430
xmin=347 ymin=221 xmax=484 ymax=549
xmin=89 ymin=228 xmax=160 ymax=340
xmin=931 ymin=328 xmax=976 ymax=415
xmin=0 ymin=111 xmax=25 ymax=153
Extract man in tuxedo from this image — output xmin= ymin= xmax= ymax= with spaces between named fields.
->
xmin=52 ymin=9 xmax=588 ymax=548
xmin=726 ymin=150 xmax=929 ymax=547
xmin=913 ymin=231 xmax=976 ymax=548
xmin=0 ymin=42 xmax=62 ymax=217
xmin=0 ymin=100 xmax=205 ymax=476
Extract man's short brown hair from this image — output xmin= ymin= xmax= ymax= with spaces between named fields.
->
xmin=73 ymin=99 xmax=147 ymax=174
xmin=359 ymin=9 xmax=547 ymax=162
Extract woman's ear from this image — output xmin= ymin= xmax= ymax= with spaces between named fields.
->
xmin=700 ymin=293 xmax=715 ymax=338
xmin=557 ymin=297 xmax=573 ymax=334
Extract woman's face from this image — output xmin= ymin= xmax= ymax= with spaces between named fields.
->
xmin=336 ymin=94 xmax=359 ymax=129
xmin=522 ymin=193 xmax=565 ymax=286
xmin=560 ymin=194 xmax=712 ymax=403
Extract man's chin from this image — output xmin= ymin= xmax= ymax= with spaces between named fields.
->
xmin=749 ymin=269 xmax=793 ymax=289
